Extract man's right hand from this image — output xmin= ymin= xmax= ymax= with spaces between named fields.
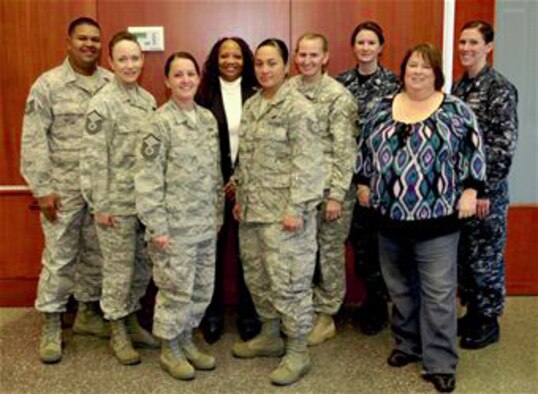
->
xmin=37 ymin=194 xmax=62 ymax=223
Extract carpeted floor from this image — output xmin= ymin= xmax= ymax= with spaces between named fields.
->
xmin=1 ymin=297 xmax=537 ymax=393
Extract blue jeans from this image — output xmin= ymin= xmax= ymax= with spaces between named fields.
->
xmin=379 ymin=232 xmax=459 ymax=374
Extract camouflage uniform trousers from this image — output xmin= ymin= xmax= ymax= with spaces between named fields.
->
xmin=313 ymin=189 xmax=355 ymax=315
xmin=95 ymin=215 xmax=151 ymax=320
xmin=35 ymin=198 xmax=103 ymax=313
xmin=150 ymin=235 xmax=216 ymax=340
xmin=349 ymin=204 xmax=389 ymax=303
xmin=239 ymin=210 xmax=317 ymax=338
xmin=458 ymin=180 xmax=509 ymax=318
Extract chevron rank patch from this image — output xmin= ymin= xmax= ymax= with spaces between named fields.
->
xmin=86 ymin=110 xmax=104 ymax=135
xmin=141 ymin=134 xmax=161 ymax=160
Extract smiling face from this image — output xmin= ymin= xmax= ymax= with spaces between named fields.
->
xmin=458 ymin=27 xmax=492 ymax=75
xmin=218 ymin=39 xmax=244 ymax=82
xmin=295 ymin=37 xmax=329 ymax=81
xmin=254 ymin=44 xmax=287 ymax=96
xmin=353 ymin=29 xmax=383 ymax=67
xmin=165 ymin=57 xmax=200 ymax=105
xmin=109 ymin=39 xmax=144 ymax=86
xmin=404 ymin=51 xmax=436 ymax=92
xmin=67 ymin=23 xmax=102 ymax=70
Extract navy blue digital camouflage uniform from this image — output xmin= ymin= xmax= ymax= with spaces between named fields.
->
xmin=452 ymin=65 xmax=518 ymax=318
xmin=336 ymin=66 xmax=400 ymax=304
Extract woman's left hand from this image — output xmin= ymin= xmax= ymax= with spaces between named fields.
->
xmin=282 ymin=215 xmax=304 ymax=232
xmin=457 ymin=189 xmax=478 ymax=219
xmin=224 ymin=179 xmax=236 ymax=201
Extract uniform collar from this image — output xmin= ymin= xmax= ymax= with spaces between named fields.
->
xmin=169 ymin=99 xmax=200 ymax=129
xmin=60 ymin=57 xmax=111 ymax=91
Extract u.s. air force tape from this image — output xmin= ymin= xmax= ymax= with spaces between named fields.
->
xmin=142 ymin=134 xmax=161 ymax=160
xmin=85 ymin=110 xmax=104 ymax=135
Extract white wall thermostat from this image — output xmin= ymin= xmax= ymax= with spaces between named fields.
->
xmin=127 ymin=26 xmax=165 ymax=52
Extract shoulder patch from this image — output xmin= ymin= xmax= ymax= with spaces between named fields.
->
xmin=25 ymin=99 xmax=36 ymax=115
xmin=86 ymin=110 xmax=105 ymax=135
xmin=141 ymin=134 xmax=161 ymax=160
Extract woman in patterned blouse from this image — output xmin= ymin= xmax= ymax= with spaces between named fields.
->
xmin=356 ymin=43 xmax=486 ymax=393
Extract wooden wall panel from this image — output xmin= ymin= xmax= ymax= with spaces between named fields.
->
xmin=453 ymin=0 xmax=495 ymax=79
xmin=505 ymin=206 xmax=538 ymax=295
xmin=291 ymin=0 xmax=444 ymax=77
xmin=0 ymin=192 xmax=43 ymax=278
xmin=97 ymin=0 xmax=291 ymax=106
xmin=0 ymin=0 xmax=97 ymax=186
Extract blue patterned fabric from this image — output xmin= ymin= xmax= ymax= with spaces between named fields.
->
xmin=357 ymin=94 xmax=486 ymax=233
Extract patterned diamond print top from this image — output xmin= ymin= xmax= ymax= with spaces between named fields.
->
xmin=356 ymin=94 xmax=486 ymax=239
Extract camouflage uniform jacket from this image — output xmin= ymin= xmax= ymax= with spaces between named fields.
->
xmin=135 ymin=100 xmax=224 ymax=242
xmin=336 ymin=66 xmax=400 ymax=134
xmin=452 ymin=65 xmax=518 ymax=196
xmin=236 ymin=81 xmax=324 ymax=223
xmin=288 ymin=74 xmax=358 ymax=202
xmin=20 ymin=58 xmax=112 ymax=198
xmin=81 ymin=77 xmax=156 ymax=215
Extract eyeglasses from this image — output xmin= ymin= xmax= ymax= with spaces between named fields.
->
xmin=395 ymin=122 xmax=413 ymax=145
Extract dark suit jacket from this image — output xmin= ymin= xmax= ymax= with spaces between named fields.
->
xmin=199 ymin=85 xmax=256 ymax=183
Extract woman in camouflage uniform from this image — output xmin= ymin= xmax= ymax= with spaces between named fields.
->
xmin=231 ymin=39 xmax=324 ymax=386
xmin=135 ymin=52 xmax=223 ymax=380
xmin=453 ymin=20 xmax=518 ymax=350
xmin=289 ymin=33 xmax=358 ymax=346
xmin=337 ymin=21 xmax=400 ymax=335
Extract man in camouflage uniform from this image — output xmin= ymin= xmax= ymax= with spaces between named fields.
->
xmin=20 ymin=17 xmax=111 ymax=364
xmin=289 ymin=33 xmax=358 ymax=346
xmin=81 ymin=32 xmax=158 ymax=365
xmin=136 ymin=88 xmax=223 ymax=379
xmin=453 ymin=20 xmax=519 ymax=350
xmin=231 ymin=78 xmax=324 ymax=385
xmin=336 ymin=31 xmax=400 ymax=335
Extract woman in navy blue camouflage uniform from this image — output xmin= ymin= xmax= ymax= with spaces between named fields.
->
xmin=453 ymin=20 xmax=518 ymax=350
xmin=336 ymin=21 xmax=400 ymax=335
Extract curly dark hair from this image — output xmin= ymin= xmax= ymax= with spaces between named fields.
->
xmin=197 ymin=37 xmax=258 ymax=106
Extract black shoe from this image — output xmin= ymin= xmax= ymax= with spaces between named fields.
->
xmin=237 ymin=316 xmax=261 ymax=341
xmin=460 ymin=316 xmax=499 ymax=350
xmin=355 ymin=299 xmax=388 ymax=336
xmin=201 ymin=317 xmax=224 ymax=344
xmin=387 ymin=350 xmax=421 ymax=367
xmin=457 ymin=308 xmax=480 ymax=337
xmin=423 ymin=373 xmax=456 ymax=393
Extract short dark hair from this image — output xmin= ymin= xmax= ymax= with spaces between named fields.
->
xmin=400 ymin=43 xmax=445 ymax=91
xmin=68 ymin=17 xmax=101 ymax=36
xmin=461 ymin=20 xmax=494 ymax=44
xmin=197 ymin=37 xmax=257 ymax=106
xmin=350 ymin=21 xmax=385 ymax=47
xmin=108 ymin=31 xmax=141 ymax=58
xmin=164 ymin=52 xmax=200 ymax=77
xmin=256 ymin=38 xmax=289 ymax=65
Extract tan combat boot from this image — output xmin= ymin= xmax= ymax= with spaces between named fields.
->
xmin=126 ymin=313 xmax=159 ymax=348
xmin=39 ymin=313 xmax=62 ymax=364
xmin=307 ymin=313 xmax=336 ymax=346
xmin=73 ymin=302 xmax=110 ymax=338
xmin=270 ymin=336 xmax=311 ymax=386
xmin=110 ymin=318 xmax=140 ymax=365
xmin=232 ymin=319 xmax=285 ymax=358
xmin=180 ymin=332 xmax=216 ymax=370
xmin=160 ymin=338 xmax=195 ymax=380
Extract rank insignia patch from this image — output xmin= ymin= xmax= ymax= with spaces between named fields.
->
xmin=86 ymin=110 xmax=104 ymax=135
xmin=141 ymin=134 xmax=161 ymax=160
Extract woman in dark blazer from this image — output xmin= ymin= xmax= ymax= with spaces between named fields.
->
xmin=197 ymin=37 xmax=260 ymax=343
